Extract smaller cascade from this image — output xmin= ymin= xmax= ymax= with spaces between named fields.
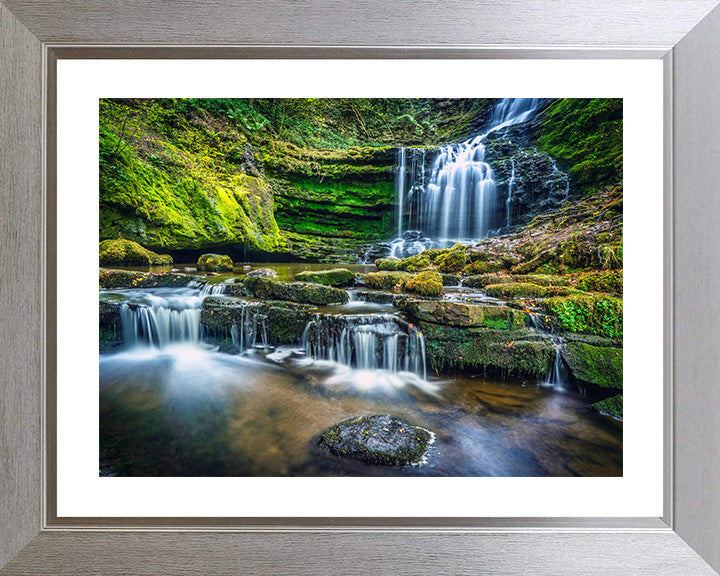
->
xmin=505 ymin=158 xmax=516 ymax=228
xmin=396 ymin=148 xmax=406 ymax=239
xmin=302 ymin=314 xmax=426 ymax=379
xmin=189 ymin=280 xmax=227 ymax=297
xmin=120 ymin=303 xmax=202 ymax=348
xmin=230 ymin=303 xmax=269 ymax=353
xmin=528 ymin=313 xmax=567 ymax=389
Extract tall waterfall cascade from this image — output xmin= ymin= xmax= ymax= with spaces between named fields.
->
xmin=302 ymin=314 xmax=427 ymax=380
xmin=389 ymin=98 xmax=569 ymax=258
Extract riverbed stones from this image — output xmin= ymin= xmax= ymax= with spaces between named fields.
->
xmin=243 ymin=277 xmax=349 ymax=305
xmin=246 ymin=267 xmax=277 ymax=278
xmin=590 ymin=394 xmax=623 ymax=420
xmin=319 ymin=415 xmax=433 ymax=466
xmin=197 ymin=253 xmax=233 ymax=272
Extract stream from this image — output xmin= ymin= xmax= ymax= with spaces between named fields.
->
xmin=99 ymin=263 xmax=622 ymax=477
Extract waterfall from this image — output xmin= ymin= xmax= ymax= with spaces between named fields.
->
xmin=391 ymin=98 xmax=543 ymax=254
xmin=302 ymin=314 xmax=427 ymax=379
xmin=396 ymin=148 xmax=406 ymax=239
xmin=117 ymin=284 xmax=225 ymax=348
xmin=528 ymin=313 xmax=567 ymax=389
xmin=230 ymin=303 xmax=269 ymax=353
xmin=120 ymin=303 xmax=202 ymax=348
xmin=505 ymin=158 xmax=516 ymax=227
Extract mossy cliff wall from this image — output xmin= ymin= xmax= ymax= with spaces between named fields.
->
xmin=100 ymin=98 xmax=621 ymax=262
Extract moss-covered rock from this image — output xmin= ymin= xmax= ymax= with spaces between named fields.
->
xmin=294 ymin=268 xmax=356 ymax=286
xmin=462 ymin=259 xmax=505 ymax=275
xmin=462 ymin=274 xmax=515 ymax=289
xmin=485 ymin=282 xmax=547 ymax=299
xmin=319 ymin=415 xmax=433 ymax=466
xmin=364 ymin=271 xmax=412 ymax=291
xmin=200 ymin=296 xmax=313 ymax=345
xmin=574 ymin=270 xmax=623 ymax=295
xmin=437 ymin=250 xmax=467 ymax=273
xmin=375 ymin=257 xmax=402 ymax=271
xmin=99 ymin=295 xmax=124 ymax=351
xmin=440 ymin=274 xmax=460 ymax=287
xmin=243 ymin=276 xmax=349 ymax=305
xmin=561 ymin=342 xmax=623 ymax=390
xmin=513 ymin=274 xmax=568 ymax=286
xmin=405 ymin=271 xmax=444 ymax=297
xmin=399 ymin=300 xmax=526 ymax=329
xmin=99 ymin=239 xmax=173 ymax=267
xmin=591 ymin=395 xmax=623 ymax=420
xmin=543 ymin=294 xmax=622 ymax=338
xmin=99 ymin=268 xmax=196 ymax=289
xmin=197 ymin=253 xmax=233 ymax=272
xmin=419 ymin=323 xmax=554 ymax=376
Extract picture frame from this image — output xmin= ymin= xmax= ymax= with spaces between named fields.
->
xmin=2 ymin=1 xmax=720 ymax=573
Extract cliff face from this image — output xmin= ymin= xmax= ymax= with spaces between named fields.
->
xmin=99 ymin=98 xmax=621 ymax=262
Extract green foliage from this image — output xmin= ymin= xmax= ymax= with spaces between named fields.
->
xmin=99 ymin=239 xmax=172 ymax=266
xmin=544 ymin=294 xmax=623 ymax=338
xmin=536 ymin=98 xmax=622 ymax=194
xmin=405 ymin=271 xmax=444 ymax=297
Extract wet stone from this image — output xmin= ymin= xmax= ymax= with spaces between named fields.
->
xmin=319 ymin=415 xmax=433 ymax=466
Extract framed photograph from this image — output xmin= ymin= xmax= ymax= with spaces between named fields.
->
xmin=2 ymin=1 xmax=720 ymax=574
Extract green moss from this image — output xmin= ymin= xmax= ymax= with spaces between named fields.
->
xmin=375 ymin=257 xmax=402 ymax=271
xmin=536 ymin=98 xmax=622 ymax=194
xmin=591 ymin=395 xmax=623 ymax=420
xmin=437 ymin=250 xmax=467 ymax=273
xmin=543 ymin=294 xmax=623 ymax=338
xmin=294 ymin=268 xmax=356 ymax=286
xmin=243 ymin=276 xmax=349 ymax=305
xmin=364 ymin=271 xmax=412 ymax=291
xmin=513 ymin=274 xmax=568 ymax=286
xmin=574 ymin=270 xmax=623 ymax=294
xmin=99 ymin=239 xmax=172 ymax=266
xmin=419 ymin=323 xmax=553 ymax=376
xmin=405 ymin=271 xmax=444 ymax=297
xmin=197 ymin=253 xmax=233 ymax=272
xmin=440 ymin=273 xmax=460 ymax=286
xmin=462 ymin=259 xmax=505 ymax=275
xmin=100 ymin=99 xmax=286 ymax=253
xmin=562 ymin=342 xmax=623 ymax=390
xmin=99 ymin=268 xmax=195 ymax=289
xmin=485 ymin=282 xmax=547 ymax=299
xmin=462 ymin=274 xmax=515 ymax=289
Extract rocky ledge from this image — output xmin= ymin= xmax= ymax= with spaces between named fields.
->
xmin=319 ymin=415 xmax=433 ymax=466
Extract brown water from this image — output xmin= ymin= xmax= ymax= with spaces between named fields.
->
xmin=99 ymin=343 xmax=622 ymax=477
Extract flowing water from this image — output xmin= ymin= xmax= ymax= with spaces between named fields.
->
xmin=390 ymin=97 xmax=570 ymax=256
xmin=100 ymin=274 xmax=622 ymax=477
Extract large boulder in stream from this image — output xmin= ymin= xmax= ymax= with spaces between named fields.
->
xmin=197 ymin=253 xmax=233 ymax=272
xmin=319 ymin=415 xmax=433 ymax=466
xmin=243 ymin=276 xmax=349 ymax=305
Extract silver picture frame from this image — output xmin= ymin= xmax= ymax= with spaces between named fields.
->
xmin=2 ymin=1 xmax=720 ymax=573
